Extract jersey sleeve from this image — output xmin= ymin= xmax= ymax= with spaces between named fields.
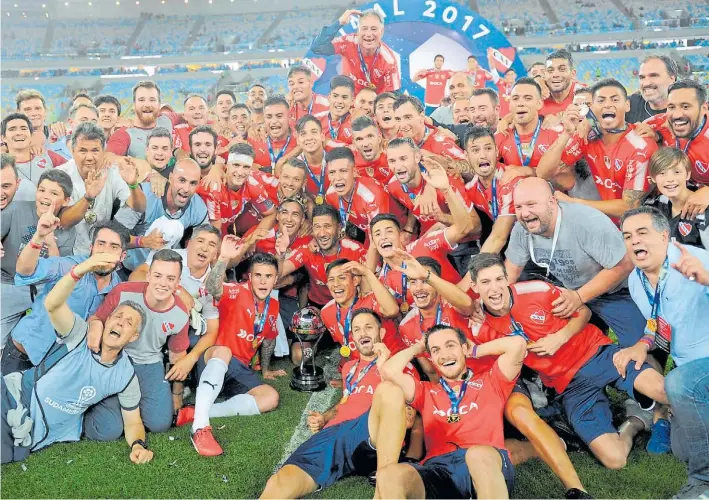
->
xmin=285 ymin=245 xmax=308 ymax=271
xmin=409 ymin=380 xmax=427 ymax=409
xmin=117 ymin=375 xmax=142 ymax=411
xmin=106 ymin=128 xmax=131 ymax=156
xmin=246 ymin=177 xmax=276 ymax=213
xmin=14 ymin=256 xmax=76 ymax=285
xmin=489 ymin=359 xmax=518 ymax=399
xmin=560 ymin=134 xmax=585 ymax=165
xmin=623 ymin=142 xmax=656 ymax=192
xmin=311 ymin=19 xmax=341 ymax=56
xmin=93 ymin=285 xmax=123 ymax=322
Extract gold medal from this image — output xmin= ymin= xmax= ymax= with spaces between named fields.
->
xmin=340 ymin=345 xmax=351 ymax=357
xmin=340 ymin=393 xmax=349 ymax=404
xmin=646 ymin=318 xmax=657 ymax=333
xmin=339 ymin=228 xmax=346 ymax=240
xmin=315 ymin=194 xmax=324 ymax=205
xmin=252 ymin=338 xmax=260 ymax=349
xmin=400 ymin=302 xmax=410 ymax=313
xmin=447 ymin=413 xmax=460 ymax=424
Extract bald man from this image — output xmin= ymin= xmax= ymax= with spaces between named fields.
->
xmin=503 ymin=177 xmax=647 ymax=349
xmin=430 ymin=73 xmax=475 ymax=125
xmin=116 ymin=158 xmax=209 ymax=272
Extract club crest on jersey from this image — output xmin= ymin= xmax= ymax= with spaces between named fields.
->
xmin=37 ymin=158 xmax=48 ymax=169
xmin=614 ymin=159 xmax=624 ymax=171
xmin=678 ymin=222 xmax=692 ymax=237
xmin=537 ymin=144 xmax=548 ymax=154
xmin=161 ymin=321 xmax=176 ymax=334
xmin=530 ymin=309 xmax=546 ymax=324
xmin=469 ymin=379 xmax=484 ymax=390
xmin=696 ymin=161 xmax=708 ymax=175
xmin=374 ymin=69 xmax=382 ymax=78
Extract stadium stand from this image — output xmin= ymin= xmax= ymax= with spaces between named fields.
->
xmin=191 ymin=13 xmax=279 ymax=53
xmin=52 ymin=17 xmax=137 ymax=58
xmin=261 ymin=8 xmax=341 ymax=49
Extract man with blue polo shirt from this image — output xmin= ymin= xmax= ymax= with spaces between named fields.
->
xmin=1 ymin=252 xmax=152 ymax=465
xmin=115 ymin=158 xmax=208 ymax=273
xmin=620 ymin=206 xmax=709 ymax=499
xmin=2 ymin=220 xmax=127 ymax=375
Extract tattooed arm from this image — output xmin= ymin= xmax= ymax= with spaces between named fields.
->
xmin=261 ymin=338 xmax=287 ymax=379
xmin=205 ymin=259 xmax=228 ymax=301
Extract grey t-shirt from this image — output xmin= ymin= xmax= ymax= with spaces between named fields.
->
xmin=506 ymin=202 xmax=627 ymax=293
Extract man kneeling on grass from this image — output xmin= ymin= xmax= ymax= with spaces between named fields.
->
xmin=1 ymin=253 xmax=153 ymax=465
xmin=260 ymin=309 xmax=421 ymax=499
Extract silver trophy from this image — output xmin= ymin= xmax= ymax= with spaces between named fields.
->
xmin=289 ymin=306 xmax=327 ymax=392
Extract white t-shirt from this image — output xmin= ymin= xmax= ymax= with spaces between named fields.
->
xmin=59 ymin=160 xmax=131 ymax=255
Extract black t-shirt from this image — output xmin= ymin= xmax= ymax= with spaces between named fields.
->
xmin=643 ymin=193 xmax=709 ymax=250
xmin=627 ymin=93 xmax=665 ymax=124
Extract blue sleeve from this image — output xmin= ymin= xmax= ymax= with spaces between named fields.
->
xmin=14 ymin=255 xmax=84 ymax=286
xmin=310 ymin=19 xmax=340 ymax=56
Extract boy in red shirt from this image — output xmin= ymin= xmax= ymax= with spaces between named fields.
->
xmin=261 ymin=309 xmax=417 ymax=498
xmin=175 ymin=248 xmax=283 ymax=457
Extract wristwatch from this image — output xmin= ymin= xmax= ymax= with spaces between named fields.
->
xmin=131 ymin=439 xmax=148 ymax=450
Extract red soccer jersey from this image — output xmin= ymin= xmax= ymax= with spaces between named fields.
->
xmin=466 ymin=68 xmax=494 ymax=89
xmin=331 ymin=35 xmax=401 ymax=94
xmin=201 ymin=176 xmax=275 ymax=235
xmin=652 ymin=113 xmax=709 ymax=186
xmin=320 ymin=113 xmax=354 ymax=150
xmin=419 ymin=129 xmax=467 ymax=162
xmin=540 ymin=81 xmax=586 ymax=117
xmin=565 ymin=126 xmax=657 ymax=202
xmin=496 ymin=80 xmax=513 ymax=117
xmin=354 ymin=150 xmax=392 ymax=186
xmin=325 ymin=177 xmax=392 ymax=237
xmin=473 ymin=281 xmax=611 ymax=393
xmin=321 ymin=292 xmax=406 ymax=360
xmin=286 ymin=238 xmax=367 ymax=306
xmin=249 ymin=135 xmax=297 ymax=173
xmin=289 ymin=93 xmax=330 ymax=129
xmin=298 ymin=154 xmax=330 ymax=198
xmin=464 ymin=167 xmax=522 ymax=221
xmin=326 ymin=358 xmax=419 ymax=428
xmin=411 ymin=361 xmax=515 ymax=462
xmin=417 ymin=69 xmax=455 ymax=106
xmin=380 ymin=230 xmax=461 ymax=308
xmin=215 ymin=282 xmax=280 ymax=365
xmin=172 ymin=123 xmax=229 ymax=153
xmin=495 ymin=123 xmax=580 ymax=168
xmin=387 ymin=173 xmax=470 ymax=234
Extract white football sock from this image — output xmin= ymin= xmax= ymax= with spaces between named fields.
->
xmin=209 ymin=394 xmax=261 ymax=418
xmin=192 ymin=357 xmax=228 ymax=433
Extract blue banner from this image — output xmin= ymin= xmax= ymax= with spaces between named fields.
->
xmin=304 ymin=0 xmax=526 ymax=105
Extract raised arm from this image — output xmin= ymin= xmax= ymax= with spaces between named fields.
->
xmin=474 ymin=334 xmax=527 ymax=381
xmin=16 ymin=210 xmax=61 ymax=276
xmin=341 ymin=261 xmax=399 ymax=318
xmin=381 ymin=342 xmax=425 ymax=402
xmin=310 ymin=9 xmax=361 ymax=55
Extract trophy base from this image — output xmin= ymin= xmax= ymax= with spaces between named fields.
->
xmin=290 ymin=365 xmax=326 ymax=392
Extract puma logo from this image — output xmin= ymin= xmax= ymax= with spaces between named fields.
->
xmin=202 ymin=380 xmax=218 ymax=390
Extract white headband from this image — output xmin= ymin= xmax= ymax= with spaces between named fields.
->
xmin=227 ymin=153 xmax=254 ymax=166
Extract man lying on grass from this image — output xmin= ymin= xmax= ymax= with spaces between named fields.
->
xmin=0 ymin=253 xmax=153 ymax=465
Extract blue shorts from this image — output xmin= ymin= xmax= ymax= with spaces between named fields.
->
xmin=196 ymin=354 xmax=263 ymax=396
xmin=561 ymin=344 xmax=654 ymax=445
xmin=283 ymin=410 xmax=374 ymax=489
xmin=586 ymin=289 xmax=645 ymax=347
xmin=412 ymin=447 xmax=515 ymax=499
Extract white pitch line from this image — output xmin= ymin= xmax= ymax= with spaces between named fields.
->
xmin=275 ymin=348 xmax=342 ymax=471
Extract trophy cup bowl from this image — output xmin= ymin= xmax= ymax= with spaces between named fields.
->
xmin=289 ymin=306 xmax=327 ymax=392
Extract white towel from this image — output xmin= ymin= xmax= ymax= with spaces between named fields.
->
xmin=271 ymin=290 xmax=290 ymax=357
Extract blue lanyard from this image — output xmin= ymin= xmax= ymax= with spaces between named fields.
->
xmin=400 ymin=163 xmax=427 ymax=202
xmin=419 ymin=302 xmax=442 ymax=328
xmin=336 ymin=294 xmax=358 ymax=346
xmin=382 ymin=263 xmax=408 ymax=301
xmin=344 ymin=358 xmax=377 ymax=396
xmin=676 ymin=116 xmax=706 ymax=154
xmin=304 ymin=156 xmax=326 ymax=195
xmin=439 ymin=369 xmax=471 ymax=416
xmin=513 ymin=119 xmax=542 ymax=167
xmin=637 ymin=257 xmax=669 ymax=322
xmin=357 ymin=45 xmax=379 ymax=87
xmin=338 ymin=183 xmax=357 ymax=228
xmin=508 ymin=312 xmax=530 ymax=342
xmin=490 ymin=176 xmax=499 ymax=220
xmin=328 ymin=112 xmax=349 ymax=140
xmin=253 ymin=295 xmax=271 ymax=336
xmin=267 ymin=134 xmax=291 ymax=167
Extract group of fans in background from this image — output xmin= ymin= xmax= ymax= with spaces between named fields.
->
xmin=1 ymin=7 xmax=709 ymax=500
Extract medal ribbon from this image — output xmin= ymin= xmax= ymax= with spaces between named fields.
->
xmin=382 ymin=263 xmax=408 ymax=302
xmin=637 ymin=257 xmax=670 ymax=336
xmin=336 ymin=293 xmax=358 ymax=347
xmin=419 ymin=302 xmax=442 ymax=328
xmin=513 ymin=119 xmax=542 ymax=167
xmin=439 ymin=369 xmax=471 ymax=417
xmin=357 ymin=45 xmax=379 ymax=87
xmin=253 ymin=295 xmax=271 ymax=339
xmin=529 ymin=207 xmax=563 ymax=277
xmin=338 ymin=182 xmax=357 ymax=229
xmin=328 ymin=112 xmax=350 ymax=140
xmin=508 ymin=312 xmax=530 ymax=342
xmin=267 ymin=134 xmax=292 ymax=167
xmin=676 ymin=115 xmax=707 ymax=154
xmin=304 ymin=155 xmax=326 ymax=197
xmin=344 ymin=358 xmax=377 ymax=396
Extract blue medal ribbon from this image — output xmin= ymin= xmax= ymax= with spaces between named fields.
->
xmin=490 ymin=176 xmax=499 ymax=220
xmin=357 ymin=45 xmax=379 ymax=88
xmin=344 ymin=358 xmax=377 ymax=396
xmin=304 ymin=156 xmax=326 ymax=197
xmin=507 ymin=312 xmax=530 ymax=342
xmin=676 ymin=115 xmax=706 ymax=154
xmin=513 ymin=119 xmax=542 ymax=167
xmin=253 ymin=295 xmax=271 ymax=338
xmin=637 ymin=257 xmax=670 ymax=333
xmin=328 ymin=112 xmax=350 ymax=140
xmin=419 ymin=302 xmax=442 ymax=328
xmin=338 ymin=182 xmax=357 ymax=229
xmin=336 ymin=293 xmax=358 ymax=347
xmin=267 ymin=134 xmax=291 ymax=168
xmin=439 ymin=369 xmax=471 ymax=420
xmin=382 ymin=263 xmax=408 ymax=302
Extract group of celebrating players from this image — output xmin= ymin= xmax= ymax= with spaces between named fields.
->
xmin=1 ymin=7 xmax=709 ymax=500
